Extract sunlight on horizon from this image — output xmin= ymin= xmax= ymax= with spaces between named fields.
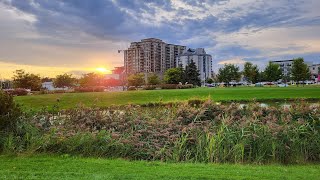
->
xmin=95 ymin=67 xmax=111 ymax=74
xmin=0 ymin=62 xmax=114 ymax=79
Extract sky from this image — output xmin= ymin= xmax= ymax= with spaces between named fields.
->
xmin=0 ymin=0 xmax=320 ymax=79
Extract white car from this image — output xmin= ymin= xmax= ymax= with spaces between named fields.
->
xmin=277 ymin=83 xmax=289 ymax=87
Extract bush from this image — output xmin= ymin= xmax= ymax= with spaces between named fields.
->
xmin=177 ymin=84 xmax=194 ymax=89
xmin=127 ymin=86 xmax=137 ymax=91
xmin=1 ymin=95 xmax=320 ymax=164
xmin=160 ymin=84 xmax=177 ymax=89
xmin=143 ymin=85 xmax=157 ymax=90
xmin=0 ymin=90 xmax=22 ymax=151
xmin=74 ymin=86 xmax=105 ymax=92
xmin=3 ymin=100 xmax=317 ymax=164
xmin=4 ymin=88 xmax=28 ymax=96
xmin=53 ymin=90 xmax=68 ymax=93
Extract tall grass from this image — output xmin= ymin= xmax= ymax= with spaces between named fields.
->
xmin=1 ymin=99 xmax=319 ymax=164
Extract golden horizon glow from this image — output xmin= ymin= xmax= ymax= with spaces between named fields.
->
xmin=0 ymin=61 xmax=119 ymax=79
xmin=95 ymin=67 xmax=111 ymax=74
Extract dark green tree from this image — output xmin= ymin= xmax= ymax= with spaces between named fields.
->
xmin=243 ymin=62 xmax=259 ymax=83
xmin=164 ymin=68 xmax=184 ymax=84
xmin=12 ymin=69 xmax=41 ymax=91
xmin=54 ymin=73 xmax=76 ymax=88
xmin=147 ymin=73 xmax=160 ymax=85
xmin=282 ymin=75 xmax=291 ymax=84
xmin=291 ymin=57 xmax=310 ymax=86
xmin=127 ymin=73 xmax=145 ymax=87
xmin=0 ymin=90 xmax=21 ymax=134
xmin=264 ymin=62 xmax=282 ymax=82
xmin=184 ymin=61 xmax=201 ymax=86
xmin=206 ymin=78 xmax=214 ymax=84
xmin=217 ymin=64 xmax=241 ymax=86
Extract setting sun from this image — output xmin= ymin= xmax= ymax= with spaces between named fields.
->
xmin=95 ymin=67 xmax=110 ymax=74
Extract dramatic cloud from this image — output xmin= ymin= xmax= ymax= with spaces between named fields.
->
xmin=0 ymin=0 xmax=319 ymax=78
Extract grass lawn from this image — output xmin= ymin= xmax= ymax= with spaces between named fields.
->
xmin=14 ymin=86 xmax=320 ymax=110
xmin=1 ymin=155 xmax=319 ymax=179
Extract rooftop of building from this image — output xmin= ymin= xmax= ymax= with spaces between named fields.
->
xmin=271 ymin=59 xmax=293 ymax=63
xmin=130 ymin=38 xmax=185 ymax=47
xmin=141 ymin=38 xmax=163 ymax=42
xmin=179 ymin=48 xmax=212 ymax=56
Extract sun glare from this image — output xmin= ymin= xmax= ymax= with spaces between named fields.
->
xmin=95 ymin=67 xmax=110 ymax=74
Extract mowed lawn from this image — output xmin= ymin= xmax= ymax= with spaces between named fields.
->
xmin=15 ymin=86 xmax=320 ymax=110
xmin=1 ymin=156 xmax=319 ymax=180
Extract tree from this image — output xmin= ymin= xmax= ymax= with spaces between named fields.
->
xmin=164 ymin=68 xmax=184 ymax=84
xmin=291 ymin=58 xmax=310 ymax=86
xmin=104 ymin=78 xmax=121 ymax=87
xmin=127 ymin=73 xmax=145 ymax=87
xmin=264 ymin=62 xmax=282 ymax=82
xmin=54 ymin=73 xmax=76 ymax=88
xmin=282 ymin=75 xmax=291 ymax=84
xmin=79 ymin=73 xmax=104 ymax=87
xmin=217 ymin=64 xmax=241 ymax=86
xmin=12 ymin=69 xmax=41 ymax=91
xmin=41 ymin=77 xmax=53 ymax=83
xmin=243 ymin=62 xmax=259 ymax=83
xmin=206 ymin=78 xmax=214 ymax=84
xmin=147 ymin=73 xmax=160 ymax=85
xmin=184 ymin=61 xmax=201 ymax=86
xmin=258 ymin=71 xmax=266 ymax=82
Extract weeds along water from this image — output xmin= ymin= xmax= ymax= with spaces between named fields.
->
xmin=1 ymin=99 xmax=320 ymax=164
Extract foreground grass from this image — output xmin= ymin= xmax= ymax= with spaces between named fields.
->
xmin=1 ymin=155 xmax=319 ymax=179
xmin=15 ymin=86 xmax=320 ymax=110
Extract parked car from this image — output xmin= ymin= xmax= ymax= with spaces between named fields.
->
xmin=277 ymin=83 xmax=289 ymax=87
xmin=205 ymin=83 xmax=215 ymax=87
xmin=255 ymin=83 xmax=264 ymax=87
xmin=265 ymin=82 xmax=274 ymax=85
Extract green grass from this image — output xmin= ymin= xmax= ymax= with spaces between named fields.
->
xmin=1 ymin=155 xmax=319 ymax=179
xmin=15 ymin=86 xmax=320 ymax=110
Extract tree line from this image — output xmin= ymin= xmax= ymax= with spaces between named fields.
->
xmin=127 ymin=60 xmax=201 ymax=87
xmin=213 ymin=57 xmax=311 ymax=86
xmin=11 ymin=70 xmax=123 ymax=91
xmin=9 ymin=58 xmax=312 ymax=90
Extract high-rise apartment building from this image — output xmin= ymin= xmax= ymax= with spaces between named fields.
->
xmin=176 ymin=48 xmax=213 ymax=82
xmin=124 ymin=38 xmax=186 ymax=74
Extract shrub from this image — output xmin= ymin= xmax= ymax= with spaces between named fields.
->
xmin=0 ymin=90 xmax=23 ymax=152
xmin=143 ymin=85 xmax=157 ymax=90
xmin=160 ymin=84 xmax=177 ymax=89
xmin=3 ymin=100 xmax=320 ymax=164
xmin=53 ymin=90 xmax=68 ymax=93
xmin=128 ymin=86 xmax=137 ymax=91
xmin=177 ymin=84 xmax=194 ymax=89
xmin=74 ymin=86 xmax=105 ymax=92
xmin=0 ymin=91 xmax=22 ymax=132
xmin=4 ymin=88 xmax=28 ymax=96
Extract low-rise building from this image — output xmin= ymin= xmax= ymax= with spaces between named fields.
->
xmin=42 ymin=82 xmax=69 ymax=91
xmin=309 ymin=64 xmax=320 ymax=82
xmin=271 ymin=60 xmax=294 ymax=77
xmin=0 ymin=80 xmax=13 ymax=89
xmin=271 ymin=59 xmax=313 ymax=78
xmin=176 ymin=48 xmax=213 ymax=83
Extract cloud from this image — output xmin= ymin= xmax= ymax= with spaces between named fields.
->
xmin=218 ymin=58 xmax=246 ymax=65
xmin=0 ymin=0 xmax=319 ymax=78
